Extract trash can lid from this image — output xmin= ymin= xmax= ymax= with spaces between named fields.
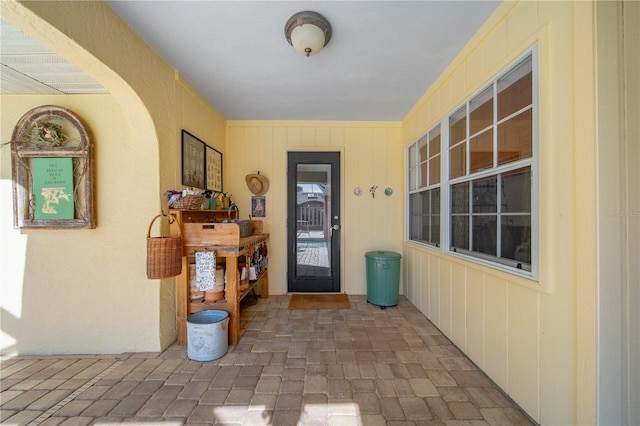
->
xmin=187 ymin=310 xmax=229 ymax=324
xmin=365 ymin=250 xmax=401 ymax=260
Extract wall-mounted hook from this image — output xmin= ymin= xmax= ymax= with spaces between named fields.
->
xmin=369 ymin=185 xmax=378 ymax=198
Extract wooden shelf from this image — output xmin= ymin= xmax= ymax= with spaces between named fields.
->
xmin=170 ymin=209 xmax=269 ymax=346
xmin=188 ymin=269 xmax=268 ymax=312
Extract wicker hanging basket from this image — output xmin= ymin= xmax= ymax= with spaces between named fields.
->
xmin=228 ymin=205 xmax=252 ymax=237
xmin=146 ymin=214 xmax=183 ymax=279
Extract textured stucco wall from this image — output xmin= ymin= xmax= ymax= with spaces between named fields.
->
xmin=1 ymin=0 xmax=224 ymax=354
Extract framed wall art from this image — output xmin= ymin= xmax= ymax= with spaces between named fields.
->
xmin=252 ymin=196 xmax=266 ymax=217
xmin=10 ymin=105 xmax=95 ymax=229
xmin=181 ymin=130 xmax=206 ymax=189
xmin=206 ymin=145 xmax=223 ymax=193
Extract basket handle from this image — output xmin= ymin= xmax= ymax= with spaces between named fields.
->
xmin=228 ymin=204 xmax=239 ymax=221
xmin=147 ymin=213 xmax=181 ymax=238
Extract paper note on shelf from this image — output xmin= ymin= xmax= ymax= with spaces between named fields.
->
xmin=195 ymin=251 xmax=216 ymax=291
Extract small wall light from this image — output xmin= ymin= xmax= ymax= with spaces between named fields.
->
xmin=285 ymin=11 xmax=332 ymax=57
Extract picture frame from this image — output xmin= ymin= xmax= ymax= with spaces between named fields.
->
xmin=181 ymin=130 xmax=206 ymax=189
xmin=11 ymin=105 xmax=95 ymax=229
xmin=206 ymin=145 xmax=223 ymax=193
xmin=252 ymin=196 xmax=266 ymax=217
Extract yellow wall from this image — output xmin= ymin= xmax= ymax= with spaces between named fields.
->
xmin=402 ymin=1 xmax=596 ymax=424
xmin=225 ymin=121 xmax=404 ymax=295
xmin=1 ymin=1 xmax=619 ymax=423
xmin=593 ymin=1 xmax=640 ymax=423
xmin=1 ymin=95 xmax=160 ymax=354
xmin=0 ymin=1 xmax=225 ymax=354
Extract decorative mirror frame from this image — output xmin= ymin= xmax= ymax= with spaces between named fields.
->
xmin=11 ymin=105 xmax=95 ymax=229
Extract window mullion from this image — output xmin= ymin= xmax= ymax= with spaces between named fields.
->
xmin=465 ymin=102 xmax=470 ymax=179
xmin=497 ymin=173 xmax=502 ymax=258
xmin=414 ymin=144 xmax=419 ymax=190
xmin=441 ymin=119 xmax=450 ymax=252
xmin=426 ymin=134 xmax=430 ymax=187
xmin=496 ymin=104 xmax=533 ymax=126
xmin=408 ymin=147 xmax=413 ymax=192
xmin=493 ymin=81 xmax=498 ymax=169
xmin=494 ymin=82 xmax=500 ymax=258
xmin=466 ymin=102 xmax=472 ymax=252
xmin=468 ymin=181 xmax=473 ymax=251
xmin=449 ymin=157 xmax=532 ymax=184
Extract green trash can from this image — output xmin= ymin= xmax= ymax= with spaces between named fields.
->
xmin=365 ymin=251 xmax=401 ymax=309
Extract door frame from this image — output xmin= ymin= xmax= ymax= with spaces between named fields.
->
xmin=286 ymin=149 xmax=344 ymax=293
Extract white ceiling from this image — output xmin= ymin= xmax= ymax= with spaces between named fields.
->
xmin=2 ymin=1 xmax=501 ymax=121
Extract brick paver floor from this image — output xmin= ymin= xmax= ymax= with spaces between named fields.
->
xmin=1 ymin=295 xmax=534 ymax=425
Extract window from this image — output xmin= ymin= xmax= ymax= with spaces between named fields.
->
xmin=407 ymin=50 xmax=536 ymax=276
xmin=408 ymin=125 xmax=441 ymax=247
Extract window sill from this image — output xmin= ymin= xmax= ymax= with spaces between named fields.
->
xmin=404 ymin=240 xmax=543 ymax=291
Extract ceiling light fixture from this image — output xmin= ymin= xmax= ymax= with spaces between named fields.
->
xmin=285 ymin=11 xmax=332 ymax=57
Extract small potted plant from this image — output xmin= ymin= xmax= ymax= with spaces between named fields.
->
xmin=203 ymin=190 xmax=214 ymax=209
xmin=219 ymin=192 xmax=232 ymax=210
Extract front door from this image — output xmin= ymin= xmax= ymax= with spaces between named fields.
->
xmin=287 ymin=152 xmax=341 ymax=292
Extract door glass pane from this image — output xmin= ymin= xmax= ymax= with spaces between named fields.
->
xmin=296 ymin=164 xmax=330 ymax=277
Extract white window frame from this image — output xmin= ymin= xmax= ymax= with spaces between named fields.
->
xmin=407 ymin=125 xmax=442 ymax=248
xmin=407 ymin=47 xmax=539 ymax=280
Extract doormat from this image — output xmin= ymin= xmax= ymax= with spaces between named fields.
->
xmin=288 ymin=294 xmax=351 ymax=310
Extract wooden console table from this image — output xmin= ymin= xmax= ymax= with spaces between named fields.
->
xmin=170 ymin=209 xmax=269 ymax=345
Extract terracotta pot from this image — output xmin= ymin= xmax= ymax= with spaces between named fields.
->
xmin=204 ymin=289 xmax=225 ymax=301
xmin=238 ymin=263 xmax=249 ymax=291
